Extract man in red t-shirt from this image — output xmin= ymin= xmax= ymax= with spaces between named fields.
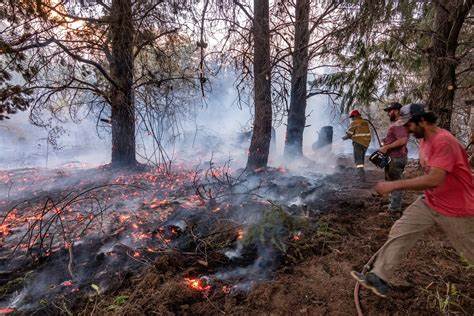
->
xmin=380 ymin=102 xmax=409 ymax=213
xmin=351 ymin=103 xmax=474 ymax=298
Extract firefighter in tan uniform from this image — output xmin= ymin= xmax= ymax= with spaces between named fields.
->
xmin=342 ymin=109 xmax=372 ymax=180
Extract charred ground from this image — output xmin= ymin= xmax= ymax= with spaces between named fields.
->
xmin=1 ymin=161 xmax=473 ymax=315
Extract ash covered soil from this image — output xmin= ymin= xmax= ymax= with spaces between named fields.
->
xmin=79 ymin=164 xmax=473 ymax=316
xmin=1 ymin=161 xmax=473 ymax=315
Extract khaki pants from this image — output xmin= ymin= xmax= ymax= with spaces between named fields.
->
xmin=372 ymin=197 xmax=474 ymax=282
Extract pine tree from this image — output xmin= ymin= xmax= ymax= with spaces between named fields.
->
xmin=0 ymin=0 xmax=194 ymax=167
xmin=246 ymin=0 xmax=272 ymax=170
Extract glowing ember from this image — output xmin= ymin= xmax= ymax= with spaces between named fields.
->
xmin=61 ymin=280 xmax=73 ymax=287
xmin=277 ymin=166 xmax=287 ymax=173
xmin=0 ymin=224 xmax=11 ymax=237
xmin=292 ymin=231 xmax=302 ymax=241
xmin=184 ymin=277 xmax=211 ymax=292
xmin=149 ymin=199 xmax=170 ymax=209
xmin=0 ymin=162 xmax=240 ymax=310
xmin=222 ymin=285 xmax=231 ymax=294
xmin=118 ymin=214 xmax=130 ymax=223
xmin=0 ymin=308 xmax=15 ymax=314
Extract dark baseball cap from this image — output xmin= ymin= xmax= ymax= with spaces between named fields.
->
xmin=383 ymin=102 xmax=402 ymax=112
xmin=400 ymin=103 xmax=426 ymax=125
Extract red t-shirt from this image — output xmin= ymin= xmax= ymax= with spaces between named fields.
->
xmin=419 ymin=129 xmax=474 ymax=217
xmin=383 ymin=120 xmax=408 ymax=158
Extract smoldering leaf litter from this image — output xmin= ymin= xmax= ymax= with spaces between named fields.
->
xmin=0 ymin=159 xmax=343 ymax=312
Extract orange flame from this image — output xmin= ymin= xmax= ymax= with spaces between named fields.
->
xmin=184 ymin=277 xmax=211 ymax=291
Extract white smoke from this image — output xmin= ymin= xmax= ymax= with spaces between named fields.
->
xmin=0 ymin=71 xmax=356 ymax=171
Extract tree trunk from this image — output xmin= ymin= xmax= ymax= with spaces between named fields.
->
xmin=109 ymin=0 xmax=136 ymax=167
xmin=284 ymin=0 xmax=310 ymax=158
xmin=426 ymin=0 xmax=472 ymax=130
xmin=246 ymin=0 xmax=272 ymax=170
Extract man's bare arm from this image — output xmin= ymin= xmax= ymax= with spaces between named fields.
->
xmin=375 ymin=167 xmax=446 ymax=195
xmin=380 ymin=137 xmax=408 ymax=153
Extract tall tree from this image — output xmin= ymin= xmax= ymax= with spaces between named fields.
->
xmin=0 ymin=0 xmax=196 ymax=168
xmin=214 ymin=0 xmax=341 ymax=161
xmin=426 ymin=0 xmax=473 ymax=130
xmin=246 ymin=0 xmax=272 ymax=170
xmin=110 ymin=0 xmax=135 ymax=166
xmin=312 ymin=0 xmax=472 ymax=127
xmin=283 ymin=0 xmax=310 ymax=158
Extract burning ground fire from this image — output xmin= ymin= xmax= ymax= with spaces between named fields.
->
xmin=0 ymin=161 xmax=332 ymax=313
xmin=184 ymin=277 xmax=212 ymax=292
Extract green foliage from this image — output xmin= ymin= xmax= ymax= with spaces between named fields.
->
xmin=242 ymin=205 xmax=309 ymax=253
xmin=114 ymin=295 xmax=129 ymax=305
xmin=311 ymin=0 xmax=441 ymax=113
xmin=314 ymin=220 xmax=339 ymax=239
xmin=421 ymin=282 xmax=469 ymax=315
xmin=460 ymin=255 xmax=474 ymax=270
xmin=0 ymin=277 xmax=25 ymax=298
xmin=105 ymin=295 xmax=129 ymax=311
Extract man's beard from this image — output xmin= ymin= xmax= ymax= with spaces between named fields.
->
xmin=389 ymin=114 xmax=397 ymax=122
xmin=413 ymin=127 xmax=425 ymax=139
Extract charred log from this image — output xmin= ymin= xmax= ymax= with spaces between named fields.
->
xmin=312 ymin=126 xmax=333 ymax=151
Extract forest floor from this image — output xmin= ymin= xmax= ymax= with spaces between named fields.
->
xmin=76 ymin=162 xmax=474 ymax=316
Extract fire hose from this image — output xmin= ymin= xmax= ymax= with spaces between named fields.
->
xmin=348 ymin=115 xmax=473 ymax=314
xmin=353 ymin=227 xmax=420 ymax=315
xmin=366 ymin=119 xmax=383 ymax=147
xmin=353 ymin=117 xmax=385 ymax=315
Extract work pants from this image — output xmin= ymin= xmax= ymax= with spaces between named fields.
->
xmin=353 ymin=142 xmax=367 ymax=168
xmin=371 ymin=197 xmax=474 ymax=282
xmin=384 ymin=157 xmax=407 ymax=211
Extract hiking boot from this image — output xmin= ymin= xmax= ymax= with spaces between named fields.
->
xmin=350 ymin=271 xmax=389 ymax=298
xmin=357 ymin=168 xmax=366 ymax=182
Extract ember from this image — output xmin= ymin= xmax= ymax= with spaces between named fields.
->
xmin=222 ymin=285 xmax=231 ymax=294
xmin=0 ymin=308 xmax=15 ymax=314
xmin=292 ymin=231 xmax=302 ymax=241
xmin=184 ymin=277 xmax=211 ymax=292
xmin=1 ymin=0 xmax=471 ymax=313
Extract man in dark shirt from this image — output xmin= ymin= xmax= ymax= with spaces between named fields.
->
xmin=379 ymin=102 xmax=409 ymax=212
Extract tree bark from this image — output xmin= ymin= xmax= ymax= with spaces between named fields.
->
xmin=246 ymin=0 xmax=272 ymax=170
xmin=426 ymin=0 xmax=472 ymax=130
xmin=109 ymin=0 xmax=136 ymax=167
xmin=284 ymin=0 xmax=310 ymax=158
